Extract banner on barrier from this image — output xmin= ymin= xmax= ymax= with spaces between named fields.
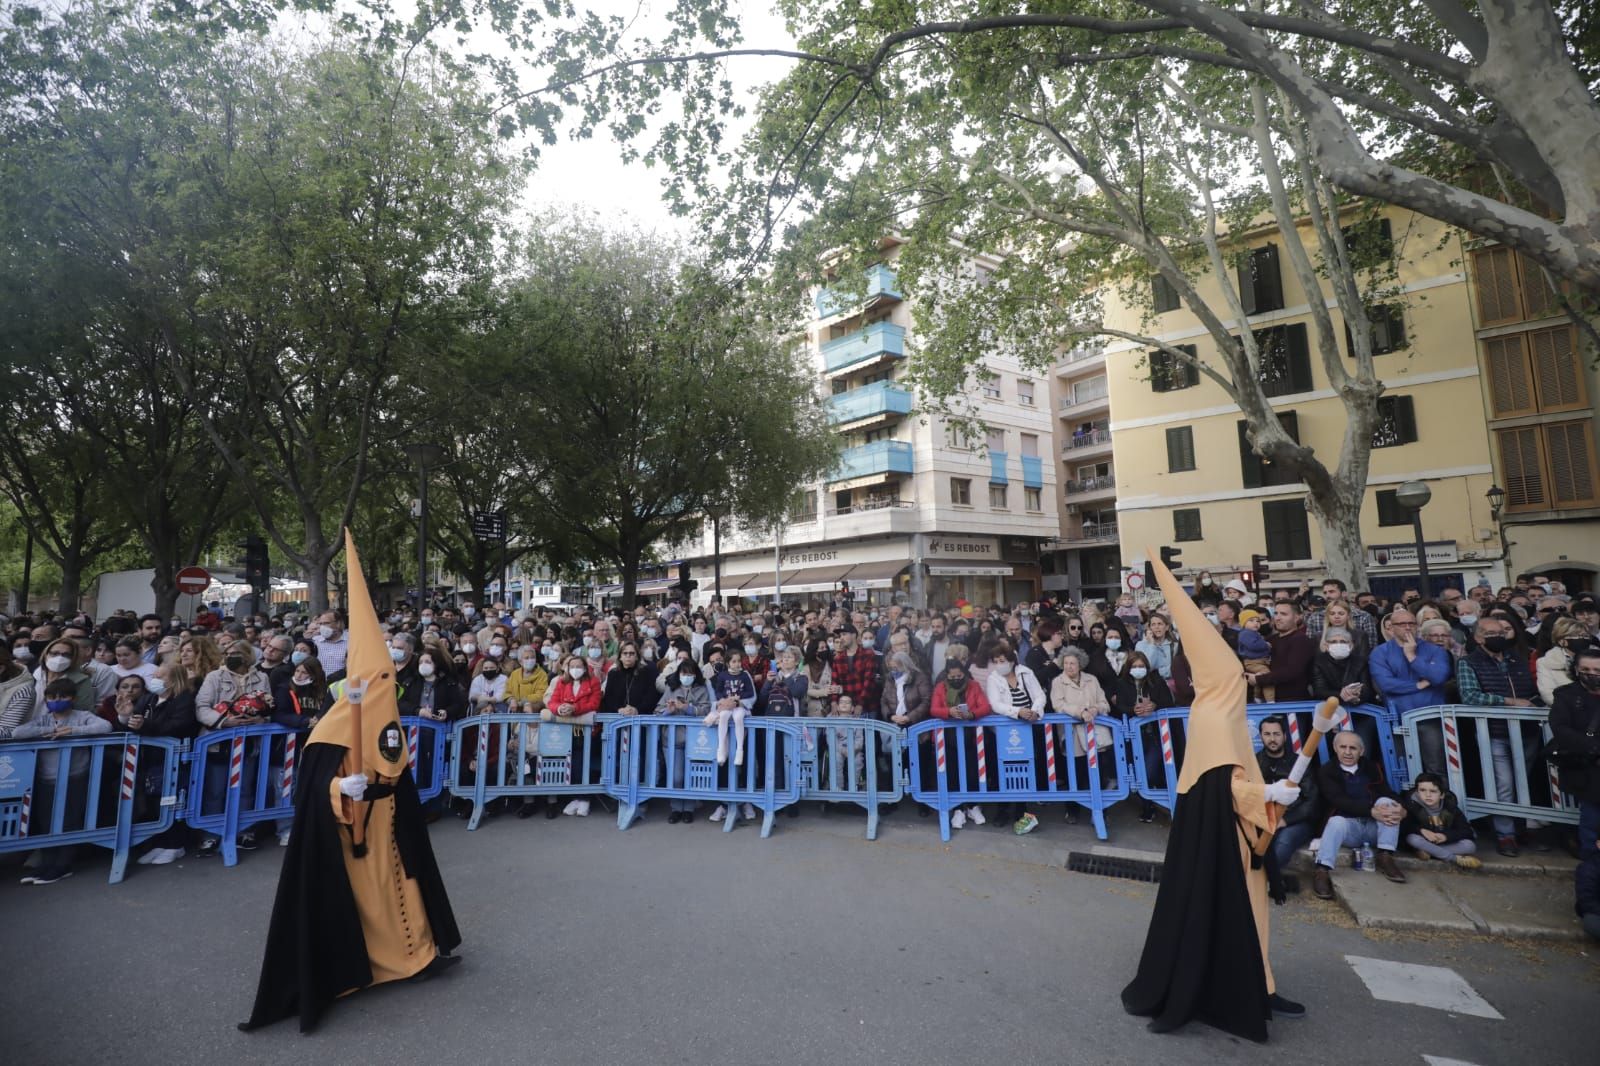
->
xmin=0 ymin=750 xmax=37 ymax=800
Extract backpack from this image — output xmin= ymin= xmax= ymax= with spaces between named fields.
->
xmin=765 ymin=677 xmax=797 ymax=716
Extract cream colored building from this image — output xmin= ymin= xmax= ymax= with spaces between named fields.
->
xmin=1043 ymin=340 xmax=1121 ymax=602
xmin=1102 ymin=209 xmax=1525 ymax=598
xmin=683 ymin=240 xmax=1060 ymax=609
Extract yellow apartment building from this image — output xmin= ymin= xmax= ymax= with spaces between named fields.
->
xmin=1103 ymin=208 xmax=1535 ymax=598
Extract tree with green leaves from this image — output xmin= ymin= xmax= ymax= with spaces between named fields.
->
xmin=501 ymin=220 xmax=837 ymax=604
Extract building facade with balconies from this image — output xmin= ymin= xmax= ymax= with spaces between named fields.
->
xmin=1043 ymin=340 xmax=1123 ymax=602
xmin=682 ymin=241 xmax=1060 ymax=609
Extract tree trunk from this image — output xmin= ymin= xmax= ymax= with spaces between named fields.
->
xmin=151 ymin=568 xmax=179 ymax=620
xmin=302 ymin=524 xmax=331 ymax=614
xmin=56 ymin=547 xmax=83 ymax=614
xmin=1307 ymin=486 xmax=1368 ymax=590
xmin=619 ymin=542 xmax=641 ymax=607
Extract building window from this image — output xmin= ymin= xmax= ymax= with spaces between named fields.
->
xmin=945 ymin=423 xmax=975 ymax=450
xmin=788 ymin=489 xmax=818 ymax=523
xmin=1262 ymin=499 xmax=1312 ymax=560
xmin=1253 ymin=323 xmax=1314 ymax=397
xmin=1020 ymin=432 xmax=1039 ymax=458
xmin=1017 ymin=378 xmax=1035 ymax=406
xmin=1375 ymin=489 xmax=1409 ymax=527
xmin=1150 ymin=344 xmax=1200 ymax=392
xmin=986 ymin=427 xmax=1006 ymax=453
xmin=1238 ymin=243 xmax=1284 ymax=315
xmin=1152 ymin=273 xmax=1181 ymax=313
xmin=989 ymin=484 xmax=1008 ymax=509
xmin=1173 ymin=508 xmax=1202 ymax=542
xmin=1339 ymin=217 xmax=1394 ymax=265
xmin=981 ymin=377 xmax=1002 ymax=400
xmin=1472 ymin=246 xmax=1564 ymax=326
xmin=1344 ymin=305 xmax=1407 ymax=356
xmin=1496 ymin=421 xmax=1600 ymax=511
xmin=1484 ymin=324 xmax=1587 ymax=419
xmin=1237 ymin=411 xmax=1301 ymax=489
xmin=1371 ymin=395 xmax=1418 ymax=448
xmin=951 ymin=477 xmax=972 ymax=505
xmin=1165 ymin=426 xmax=1197 ymax=472
xmin=1024 ymin=487 xmax=1042 ymax=511
xmin=1072 ymin=376 xmax=1109 ymax=404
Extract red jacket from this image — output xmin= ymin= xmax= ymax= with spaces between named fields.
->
xmin=546 ymin=674 xmax=602 ymax=716
xmin=930 ymin=680 xmax=992 ymax=719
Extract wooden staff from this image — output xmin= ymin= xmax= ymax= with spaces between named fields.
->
xmin=1269 ymin=697 xmax=1342 ymax=817
xmin=346 ymin=675 xmax=369 ymax=856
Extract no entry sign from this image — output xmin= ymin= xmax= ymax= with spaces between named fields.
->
xmin=176 ymin=566 xmax=212 ymax=596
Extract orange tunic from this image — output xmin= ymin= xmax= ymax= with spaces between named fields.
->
xmin=329 ymin=774 xmax=438 ymax=989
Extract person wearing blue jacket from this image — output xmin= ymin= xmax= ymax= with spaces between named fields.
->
xmin=1369 ymin=608 xmax=1452 ymax=773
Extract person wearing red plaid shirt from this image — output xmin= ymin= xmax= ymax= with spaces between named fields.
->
xmin=828 ymin=625 xmax=881 ymax=719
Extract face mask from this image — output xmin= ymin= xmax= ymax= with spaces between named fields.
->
xmin=773 ymin=640 xmax=788 ymax=653
xmin=293 ymin=675 xmax=313 ymax=687
xmin=994 ymin=661 xmax=1014 ymax=676
xmin=389 ymin=647 xmax=406 ymax=663
xmin=752 ymin=624 xmax=764 ymax=634
xmin=643 ymin=627 xmax=658 ymax=638
xmin=1328 ymin=643 xmax=1353 ymax=661
xmin=569 ymin=666 xmax=586 ymax=680
xmin=418 ymin=660 xmax=437 ymax=679
xmin=482 ymin=669 xmax=499 ymax=679
xmin=743 ymin=643 xmax=758 ymax=657
xmin=642 ymin=644 xmax=656 ymax=658
xmin=462 ymin=642 xmax=477 ymax=655
xmin=586 ymin=647 xmax=602 ymax=659
xmin=13 ymin=647 xmax=33 ymax=662
xmin=320 ymin=625 xmax=336 ymax=640
xmin=225 ymin=656 xmax=246 ymax=670
xmin=1525 ymin=621 xmax=1541 ymax=635
xmin=46 ymin=698 xmax=73 ymax=714
xmin=45 ymin=655 xmax=71 ymax=673
xmin=826 ymin=640 xmax=836 ymax=652
xmin=146 ymin=677 xmax=167 ymax=695
xmin=463 ymin=607 xmax=476 ymax=618
xmin=1482 ymin=635 xmax=1510 ymax=653
xmin=288 ymin=650 xmax=309 ymax=666
xmin=1579 ymin=673 xmax=1600 ymax=693
xmin=488 ymin=646 xmax=506 ymax=658
xmin=519 ymin=655 xmax=537 ymax=668
xmin=891 ymin=670 xmax=905 ymax=682
xmin=1458 ymin=613 xmax=1478 ymax=627
xmin=1204 ymin=613 xmax=1219 ymax=625
xmin=1129 ymin=666 xmax=1149 ymax=680
xmin=543 ymin=646 xmax=561 ymax=660
xmin=679 ymin=673 xmax=697 ymax=686
xmin=421 ymin=615 xmax=434 ymax=625
xmin=1201 ymin=576 xmax=1214 ymax=586
xmin=1105 ymin=637 xmax=1122 ymax=650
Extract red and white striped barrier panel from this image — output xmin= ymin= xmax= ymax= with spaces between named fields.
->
xmin=18 ymin=788 xmax=30 ymax=838
xmin=228 ymin=735 xmax=245 ymax=792
xmin=1085 ymin=720 xmax=1099 ymax=772
xmin=1288 ymin=714 xmax=1303 ymax=754
xmin=1044 ymin=724 xmax=1058 ymax=788
xmin=282 ymin=734 xmax=297 ymax=803
xmin=120 ymin=738 xmax=138 ymax=803
xmin=1159 ymin=718 xmax=1175 ymax=777
xmin=975 ymin=726 xmax=988 ymax=781
xmin=934 ymin=728 xmax=947 ymax=776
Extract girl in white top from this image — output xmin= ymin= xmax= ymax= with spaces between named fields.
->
xmin=982 ymin=646 xmax=1047 ymax=834
xmin=468 ymin=659 xmax=508 ymax=713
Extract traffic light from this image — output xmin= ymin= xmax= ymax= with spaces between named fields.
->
xmin=1160 ymin=546 xmax=1182 ymax=569
xmin=242 ymin=536 xmax=270 ymax=584
xmin=668 ymin=560 xmax=698 ymax=599
xmin=1250 ymin=553 xmax=1270 ymax=590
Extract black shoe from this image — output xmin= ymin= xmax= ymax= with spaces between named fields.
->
xmin=236 ymin=833 xmax=259 ymax=851
xmin=682 ymin=812 xmax=694 ymax=824
xmin=1139 ymin=802 xmax=1157 ymax=824
xmin=1268 ymin=993 xmax=1305 ymax=1019
xmin=668 ymin=811 xmax=682 ymax=824
xmin=410 ymin=952 xmax=463 ymax=983
xmin=197 ymin=838 xmax=220 ymax=857
xmin=545 ymin=804 xmax=561 ymax=820
xmin=516 ymin=802 xmax=540 ymax=820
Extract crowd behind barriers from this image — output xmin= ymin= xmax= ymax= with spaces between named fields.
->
xmin=2 ymin=570 xmax=1597 ymax=941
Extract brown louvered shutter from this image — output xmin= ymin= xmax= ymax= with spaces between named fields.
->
xmin=1518 ymin=253 xmax=1561 ymax=320
xmin=1483 ymin=334 xmax=1535 ymax=416
xmin=1473 ymin=247 xmax=1521 ymax=325
xmin=1544 ymin=421 xmax=1599 ymax=507
xmin=1529 ymin=325 xmax=1586 ymax=412
xmin=1497 ymin=427 xmax=1547 ymax=509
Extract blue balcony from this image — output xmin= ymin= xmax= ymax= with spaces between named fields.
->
xmin=822 ymin=320 xmax=906 ymax=374
xmin=1021 ymin=455 xmax=1044 ymax=489
xmin=827 ymin=380 xmax=913 ymax=425
xmin=814 ymin=264 xmax=903 ymax=318
xmin=830 ymin=439 xmax=914 ymax=484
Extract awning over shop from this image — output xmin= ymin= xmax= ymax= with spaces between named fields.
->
xmin=842 ymin=560 xmax=911 ymax=589
xmin=740 ymin=563 xmax=856 ymax=597
xmin=924 ymin=560 xmax=1014 ymax=578
xmin=634 ymin=577 xmax=676 ymax=593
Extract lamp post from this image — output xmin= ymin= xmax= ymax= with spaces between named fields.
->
xmin=1395 ymin=480 xmax=1433 ymax=598
xmin=1486 ymin=484 xmax=1508 ymax=585
xmin=403 ymin=442 xmax=444 ymax=610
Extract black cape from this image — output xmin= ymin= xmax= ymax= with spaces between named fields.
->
xmin=1121 ymin=764 xmax=1270 ymax=1043
xmin=240 ymin=741 xmax=461 ymax=1033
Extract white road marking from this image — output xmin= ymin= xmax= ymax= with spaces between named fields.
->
xmin=1423 ymin=1056 xmax=1486 ymax=1066
xmin=1345 ymin=955 xmax=1503 ymax=1019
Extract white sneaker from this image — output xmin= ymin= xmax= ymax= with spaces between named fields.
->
xmin=709 ymin=805 xmax=727 ymax=822
xmin=967 ymin=806 xmax=985 ymax=825
xmin=277 ymin=831 xmax=291 ymax=847
xmin=574 ymin=800 xmax=591 ymax=817
xmin=137 ymin=849 xmax=160 ymax=865
xmin=950 ymin=809 xmax=967 ymax=831
xmin=149 ymin=848 xmax=185 ymax=866
xmin=562 ymin=799 xmax=580 ymax=816
xmin=740 ymin=802 xmax=757 ymax=821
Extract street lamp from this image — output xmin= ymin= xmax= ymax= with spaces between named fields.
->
xmin=1395 ymin=480 xmax=1433 ymax=598
xmin=1486 ymin=484 xmax=1509 ymax=583
xmin=403 ymin=442 xmax=444 ymax=609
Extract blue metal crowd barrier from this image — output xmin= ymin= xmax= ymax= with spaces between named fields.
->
xmin=905 ymin=715 xmax=1131 ymax=842
xmin=445 ymin=712 xmax=623 ymax=829
xmin=0 ymin=734 xmax=185 ymax=883
xmin=1400 ymin=705 xmax=1580 ymax=827
xmin=767 ymin=716 xmax=905 ymax=840
xmin=603 ymin=716 xmax=804 ymax=837
xmin=186 ymin=717 xmax=450 ymax=865
xmin=1128 ymin=702 xmax=1399 ymax=813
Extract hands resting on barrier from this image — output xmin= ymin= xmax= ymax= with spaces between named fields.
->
xmin=339 ymin=773 xmax=369 ymax=800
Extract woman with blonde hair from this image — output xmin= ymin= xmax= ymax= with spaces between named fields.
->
xmin=1538 ymin=616 xmax=1594 ymax=706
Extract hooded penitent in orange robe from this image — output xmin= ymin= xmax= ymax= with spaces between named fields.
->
xmin=241 ymin=531 xmax=460 ymax=1033
xmin=1121 ymin=549 xmax=1281 ymax=1043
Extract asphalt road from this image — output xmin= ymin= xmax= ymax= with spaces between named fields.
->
xmin=2 ymin=803 xmax=1594 ymax=1065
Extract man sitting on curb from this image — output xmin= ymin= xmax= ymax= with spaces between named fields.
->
xmin=1310 ymin=732 xmax=1406 ymax=899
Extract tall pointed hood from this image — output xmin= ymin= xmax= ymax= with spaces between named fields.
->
xmin=1147 ymin=547 xmax=1261 ymax=793
xmin=308 ymin=530 xmax=408 ymax=778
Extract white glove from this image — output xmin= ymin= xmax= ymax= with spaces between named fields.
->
xmin=346 ymin=678 xmax=368 ymax=705
xmin=339 ymin=773 xmax=369 ymax=800
xmin=1263 ymin=780 xmax=1301 ymax=806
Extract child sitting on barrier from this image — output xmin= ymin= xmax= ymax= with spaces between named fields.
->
xmin=1236 ymin=609 xmax=1274 ymax=702
xmin=1401 ymin=772 xmax=1481 ymax=869
xmin=13 ymin=678 xmax=112 ymax=885
xmin=706 ymin=647 xmax=757 ymax=766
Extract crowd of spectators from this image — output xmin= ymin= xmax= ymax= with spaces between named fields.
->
xmin=2 ymin=568 xmax=1597 ymax=941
